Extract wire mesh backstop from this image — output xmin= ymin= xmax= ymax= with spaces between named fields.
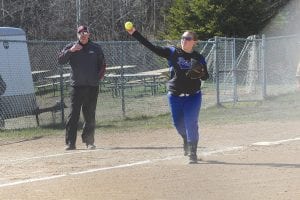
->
xmin=0 ymin=34 xmax=299 ymax=129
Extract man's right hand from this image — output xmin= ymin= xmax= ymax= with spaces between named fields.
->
xmin=69 ymin=43 xmax=83 ymax=52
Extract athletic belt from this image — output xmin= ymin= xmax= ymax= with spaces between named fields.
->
xmin=168 ymin=90 xmax=200 ymax=97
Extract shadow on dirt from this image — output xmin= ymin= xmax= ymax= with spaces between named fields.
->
xmin=0 ymin=136 xmax=43 ymax=146
xmin=203 ymin=160 xmax=300 ymax=168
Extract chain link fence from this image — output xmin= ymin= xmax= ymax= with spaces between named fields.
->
xmin=213 ymin=35 xmax=299 ymax=105
xmin=0 ymin=34 xmax=299 ymax=129
xmin=214 ymin=36 xmax=265 ymax=104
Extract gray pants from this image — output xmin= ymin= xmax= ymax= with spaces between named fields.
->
xmin=65 ymin=86 xmax=99 ymax=146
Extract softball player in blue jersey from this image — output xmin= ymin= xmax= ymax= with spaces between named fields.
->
xmin=126 ymin=28 xmax=209 ymax=164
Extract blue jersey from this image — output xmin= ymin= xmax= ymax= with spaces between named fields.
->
xmin=132 ymin=31 xmax=209 ymax=94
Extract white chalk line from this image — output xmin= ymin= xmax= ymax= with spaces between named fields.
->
xmin=0 ymin=157 xmax=178 ymax=188
xmin=201 ymin=146 xmax=244 ymax=156
xmin=251 ymin=137 xmax=300 ymax=146
xmin=0 ymin=137 xmax=299 ymax=188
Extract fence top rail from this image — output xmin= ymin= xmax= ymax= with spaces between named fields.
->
xmin=264 ymin=34 xmax=299 ymax=41
xmin=215 ymin=37 xmax=262 ymax=42
xmin=1 ymin=35 xmax=298 ymax=44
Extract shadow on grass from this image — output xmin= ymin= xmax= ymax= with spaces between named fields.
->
xmin=94 ymin=113 xmax=170 ymax=129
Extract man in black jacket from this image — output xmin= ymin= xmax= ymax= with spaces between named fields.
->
xmin=58 ymin=25 xmax=106 ymax=150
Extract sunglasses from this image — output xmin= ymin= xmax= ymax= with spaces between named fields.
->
xmin=78 ymin=31 xmax=89 ymax=35
xmin=181 ymin=36 xmax=193 ymax=41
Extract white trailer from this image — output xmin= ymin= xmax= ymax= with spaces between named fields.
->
xmin=0 ymin=27 xmax=38 ymax=127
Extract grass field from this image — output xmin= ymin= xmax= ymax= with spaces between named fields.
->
xmin=1 ymin=91 xmax=299 ymax=139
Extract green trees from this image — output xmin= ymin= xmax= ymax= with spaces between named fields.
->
xmin=0 ymin=0 xmax=288 ymax=40
xmin=165 ymin=0 xmax=270 ymax=40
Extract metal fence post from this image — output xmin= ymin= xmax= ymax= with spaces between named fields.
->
xmin=214 ymin=36 xmax=221 ymax=106
xmin=261 ymin=34 xmax=267 ymax=99
xmin=120 ymin=42 xmax=126 ymax=117
xmin=232 ymin=38 xmax=238 ymax=103
xmin=59 ymin=63 xmax=65 ymax=126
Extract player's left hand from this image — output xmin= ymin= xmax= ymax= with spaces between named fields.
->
xmin=186 ymin=59 xmax=209 ymax=80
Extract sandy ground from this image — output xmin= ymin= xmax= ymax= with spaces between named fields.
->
xmin=0 ymin=120 xmax=299 ymax=200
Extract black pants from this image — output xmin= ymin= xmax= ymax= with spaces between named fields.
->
xmin=65 ymin=86 xmax=99 ymax=146
xmin=0 ymin=98 xmax=4 ymax=127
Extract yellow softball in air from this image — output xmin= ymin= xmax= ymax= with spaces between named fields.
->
xmin=124 ymin=21 xmax=133 ymax=31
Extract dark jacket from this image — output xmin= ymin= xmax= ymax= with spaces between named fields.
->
xmin=0 ymin=75 xmax=6 ymax=95
xmin=58 ymin=40 xmax=106 ymax=87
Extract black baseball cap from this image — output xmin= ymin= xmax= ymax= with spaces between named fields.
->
xmin=77 ymin=25 xmax=89 ymax=33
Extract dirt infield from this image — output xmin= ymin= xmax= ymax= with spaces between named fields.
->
xmin=0 ymin=120 xmax=299 ymax=200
